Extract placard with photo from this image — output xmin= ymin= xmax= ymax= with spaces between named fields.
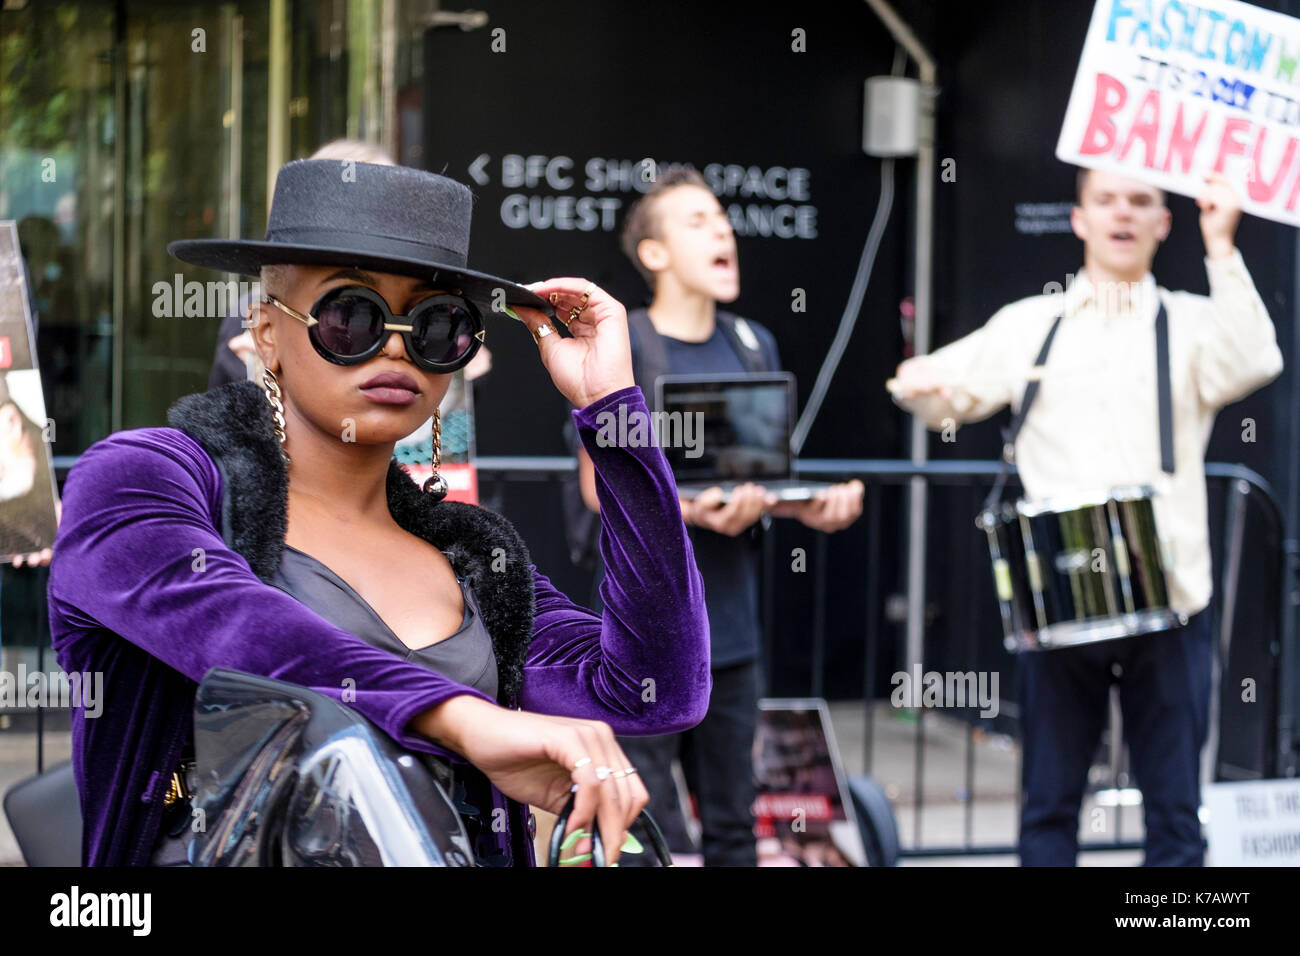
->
xmin=0 ymin=221 xmax=59 ymax=560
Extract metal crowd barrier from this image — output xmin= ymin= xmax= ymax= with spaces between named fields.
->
xmin=788 ymin=459 xmax=1289 ymax=857
xmin=5 ymin=455 xmax=1290 ymax=859
xmin=472 ymin=456 xmax=1290 ymax=856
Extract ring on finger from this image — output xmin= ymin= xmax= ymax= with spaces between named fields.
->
xmin=531 ymin=323 xmax=555 ymax=344
xmin=572 ymin=756 xmax=592 ymax=771
xmin=568 ymin=283 xmax=597 ymax=323
xmin=594 ymin=766 xmax=612 ymax=781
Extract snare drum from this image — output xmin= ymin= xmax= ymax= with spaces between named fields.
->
xmin=978 ymin=486 xmax=1185 ymax=653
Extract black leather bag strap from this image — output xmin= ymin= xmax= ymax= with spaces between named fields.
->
xmin=625 ymin=307 xmax=669 ymax=397
xmin=630 ymin=308 xmax=770 ymax=392
xmin=716 ymin=312 xmax=770 ymax=374
xmin=546 ymin=792 xmax=674 ymax=867
xmin=1155 ymin=300 xmax=1174 ymax=474
xmin=980 ymin=311 xmax=1064 ymax=513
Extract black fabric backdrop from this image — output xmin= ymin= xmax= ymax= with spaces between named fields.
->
xmin=423 ymin=0 xmax=1297 ymax=776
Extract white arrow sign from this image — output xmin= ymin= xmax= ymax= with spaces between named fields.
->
xmin=468 ymin=154 xmax=490 ymax=186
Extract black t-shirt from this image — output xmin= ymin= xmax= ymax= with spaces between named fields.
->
xmin=632 ymin=317 xmax=781 ymax=669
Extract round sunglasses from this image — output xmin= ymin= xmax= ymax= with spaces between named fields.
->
xmin=262 ymin=285 xmax=485 ymax=373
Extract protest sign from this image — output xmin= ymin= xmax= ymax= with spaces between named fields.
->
xmin=1058 ymin=0 xmax=1300 ymax=226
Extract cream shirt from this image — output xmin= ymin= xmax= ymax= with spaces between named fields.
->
xmin=896 ymin=250 xmax=1283 ymax=616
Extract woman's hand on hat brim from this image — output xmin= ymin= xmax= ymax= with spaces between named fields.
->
xmin=510 ymin=278 xmax=635 ymax=410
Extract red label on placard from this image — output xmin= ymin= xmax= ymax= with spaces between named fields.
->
xmin=400 ymin=461 xmax=479 ymax=505
xmin=752 ymin=793 xmax=834 ymax=822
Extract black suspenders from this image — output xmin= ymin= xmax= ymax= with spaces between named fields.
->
xmin=1154 ymin=301 xmax=1174 ymax=475
xmin=981 ymin=298 xmax=1173 ymax=513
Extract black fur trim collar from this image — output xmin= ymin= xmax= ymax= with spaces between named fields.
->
xmin=166 ymin=380 xmax=535 ymax=705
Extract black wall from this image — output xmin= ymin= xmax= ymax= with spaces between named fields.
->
xmin=424 ymin=0 xmax=1297 ymax=771
xmin=423 ymin=0 xmax=907 ymax=685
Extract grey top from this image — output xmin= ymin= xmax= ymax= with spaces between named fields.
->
xmin=269 ymin=544 xmax=499 ymax=700
xmin=149 ymin=543 xmax=497 ymax=866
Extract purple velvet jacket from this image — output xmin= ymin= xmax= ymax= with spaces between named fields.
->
xmin=48 ymin=382 xmax=710 ymax=866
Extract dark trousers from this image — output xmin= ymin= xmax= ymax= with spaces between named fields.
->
xmin=617 ymin=659 xmax=760 ymax=867
xmin=1017 ymin=610 xmax=1212 ymax=866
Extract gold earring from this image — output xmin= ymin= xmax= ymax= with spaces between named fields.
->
xmin=422 ymin=409 xmax=448 ymax=500
xmin=261 ymin=367 xmax=290 ymax=466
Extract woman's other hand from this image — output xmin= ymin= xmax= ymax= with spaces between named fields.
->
xmin=511 ymin=278 xmax=635 ymax=409
xmin=414 ymin=695 xmax=648 ymax=865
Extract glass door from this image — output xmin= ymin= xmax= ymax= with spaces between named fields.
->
xmin=119 ymin=0 xmax=270 ymax=428
xmin=1 ymin=1 xmax=117 ymax=453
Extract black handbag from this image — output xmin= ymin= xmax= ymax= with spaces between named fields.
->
xmin=2 ymin=760 xmax=82 ymax=867
xmin=545 ymin=792 xmax=674 ymax=867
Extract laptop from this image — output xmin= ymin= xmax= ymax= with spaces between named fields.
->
xmin=654 ymin=372 xmax=834 ymax=502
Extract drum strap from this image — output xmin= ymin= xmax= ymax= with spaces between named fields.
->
xmin=980 ymin=311 xmax=1063 ymax=512
xmin=980 ymin=299 xmax=1173 ymax=514
xmin=1154 ymin=301 xmax=1174 ymax=475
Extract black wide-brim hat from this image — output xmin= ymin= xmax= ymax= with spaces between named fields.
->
xmin=167 ymin=159 xmax=554 ymax=318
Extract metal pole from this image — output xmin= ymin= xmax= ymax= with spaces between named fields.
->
xmin=863 ymin=0 xmax=938 ymax=677
xmin=266 ymin=0 xmax=290 ymax=202
xmin=863 ymin=483 xmax=883 ymax=776
xmin=1207 ymin=479 xmax=1249 ymax=783
xmin=762 ymin=517 xmax=775 ymax=694
xmin=111 ymin=4 xmax=126 ymax=433
xmin=812 ymin=532 xmax=828 ymax=698
xmin=907 ymin=64 xmax=937 ymax=679
xmin=381 ymin=0 xmax=398 ymax=159
xmin=1280 ymin=236 xmax=1300 ymax=777
xmin=36 ymin=609 xmax=45 ymax=776
xmin=227 ymin=12 xmax=243 ymax=240
xmin=1108 ymin=687 xmax=1123 ymax=844
xmin=1219 ymin=480 xmax=1250 ymax=661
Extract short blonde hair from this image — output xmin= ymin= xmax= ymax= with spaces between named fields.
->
xmin=259 ymin=264 xmax=291 ymax=296
xmin=309 ymin=139 xmax=395 ymax=165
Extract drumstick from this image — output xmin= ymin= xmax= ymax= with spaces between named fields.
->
xmin=885 ymin=366 xmax=1047 ymax=396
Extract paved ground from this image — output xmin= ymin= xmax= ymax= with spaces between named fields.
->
xmin=0 ymin=698 xmax=1148 ymax=866
xmin=827 ymin=700 xmax=1145 ymax=866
